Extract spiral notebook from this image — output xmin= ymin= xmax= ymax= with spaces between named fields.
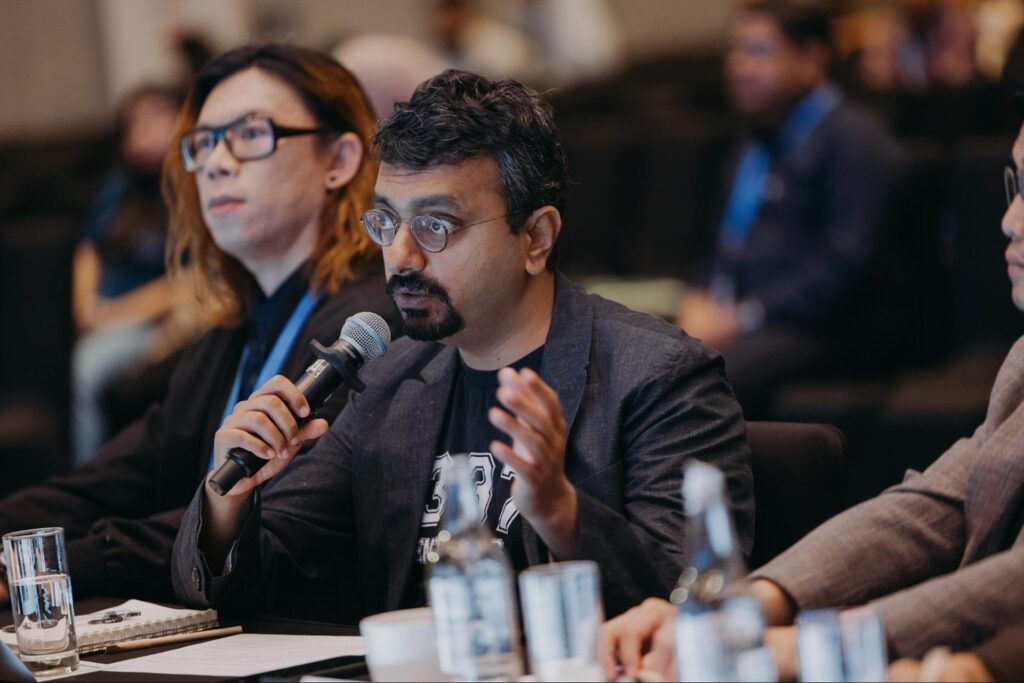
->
xmin=1 ymin=599 xmax=219 ymax=655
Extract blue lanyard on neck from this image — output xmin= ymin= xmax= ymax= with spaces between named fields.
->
xmin=778 ymin=83 xmax=841 ymax=156
xmin=209 ymin=289 xmax=322 ymax=471
xmin=718 ymin=84 xmax=841 ymax=251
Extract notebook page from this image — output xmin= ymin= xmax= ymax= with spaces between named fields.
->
xmin=103 ymin=634 xmax=366 ymax=678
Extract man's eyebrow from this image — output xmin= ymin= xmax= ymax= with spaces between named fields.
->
xmin=371 ymin=193 xmax=464 ymax=213
xmin=409 ymin=194 xmax=462 ymax=212
xmin=373 ymin=194 xmax=397 ymax=211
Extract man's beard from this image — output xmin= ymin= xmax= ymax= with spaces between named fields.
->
xmin=386 ymin=271 xmax=465 ymax=341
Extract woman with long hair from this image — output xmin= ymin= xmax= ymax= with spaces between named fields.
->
xmin=0 ymin=44 xmax=398 ymax=605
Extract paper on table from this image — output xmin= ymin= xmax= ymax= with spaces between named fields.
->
xmin=102 ymin=634 xmax=365 ymax=678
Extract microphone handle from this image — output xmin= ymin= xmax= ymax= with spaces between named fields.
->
xmin=207 ymin=360 xmax=344 ymax=496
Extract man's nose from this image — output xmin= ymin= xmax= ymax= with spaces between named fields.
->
xmin=384 ymin=220 xmax=427 ymax=275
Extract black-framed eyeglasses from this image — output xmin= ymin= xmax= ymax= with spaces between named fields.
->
xmin=180 ymin=113 xmax=345 ymax=172
xmin=359 ymin=207 xmax=508 ymax=253
xmin=1005 ymin=166 xmax=1024 ymax=208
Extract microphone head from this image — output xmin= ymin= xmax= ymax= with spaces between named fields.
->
xmin=340 ymin=312 xmax=391 ymax=362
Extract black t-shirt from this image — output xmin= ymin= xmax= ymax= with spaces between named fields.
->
xmin=413 ymin=346 xmax=545 ymax=581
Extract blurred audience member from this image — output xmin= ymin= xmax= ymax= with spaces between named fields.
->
xmin=71 ymin=84 xmax=194 ymax=463
xmin=429 ymin=0 xmax=623 ymax=87
xmin=678 ymin=0 xmax=904 ymax=418
xmin=601 ymin=80 xmax=1024 ymax=677
xmin=975 ymin=0 xmax=1024 ymax=82
xmin=845 ymin=0 xmax=979 ymax=93
xmin=170 ymin=29 xmax=216 ymax=83
xmin=516 ymin=0 xmax=625 ymax=86
xmin=432 ymin=0 xmax=533 ymax=81
xmin=333 ymin=33 xmax=450 ymax=121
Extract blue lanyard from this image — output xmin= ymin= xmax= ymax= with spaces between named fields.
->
xmin=718 ymin=84 xmax=842 ymax=250
xmin=209 ymin=289 xmax=322 ymax=470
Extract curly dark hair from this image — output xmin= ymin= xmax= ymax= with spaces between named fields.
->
xmin=374 ymin=69 xmax=569 ymax=271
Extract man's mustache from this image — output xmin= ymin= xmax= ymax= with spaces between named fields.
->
xmin=386 ymin=272 xmax=452 ymax=301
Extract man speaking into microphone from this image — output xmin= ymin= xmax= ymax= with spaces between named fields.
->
xmin=173 ymin=70 xmax=755 ymax=620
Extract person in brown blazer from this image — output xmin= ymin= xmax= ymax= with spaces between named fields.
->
xmin=597 ymin=91 xmax=1024 ymax=680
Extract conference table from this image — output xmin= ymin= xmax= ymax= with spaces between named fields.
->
xmin=1 ymin=597 xmax=369 ymax=682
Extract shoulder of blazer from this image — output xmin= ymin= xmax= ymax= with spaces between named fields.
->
xmin=982 ymin=335 xmax=1024 ymax=431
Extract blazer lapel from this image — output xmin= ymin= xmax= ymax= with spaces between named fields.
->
xmin=963 ymin=400 xmax=1024 ymax=562
xmin=521 ymin=274 xmax=594 ymax=565
xmin=376 ymin=346 xmax=459 ymax=610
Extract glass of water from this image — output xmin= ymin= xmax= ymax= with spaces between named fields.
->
xmin=796 ymin=608 xmax=889 ymax=683
xmin=840 ymin=608 xmax=888 ymax=682
xmin=519 ymin=561 xmax=604 ymax=682
xmin=796 ymin=609 xmax=845 ymax=683
xmin=2 ymin=528 xmax=79 ymax=676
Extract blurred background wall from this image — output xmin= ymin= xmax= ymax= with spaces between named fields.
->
xmin=0 ymin=0 xmax=732 ymax=142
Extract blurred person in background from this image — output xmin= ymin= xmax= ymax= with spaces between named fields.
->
xmin=71 ymin=84 xmax=194 ymax=464
xmin=515 ymin=0 xmax=625 ymax=87
xmin=849 ymin=0 xmax=979 ymax=93
xmin=333 ymin=33 xmax=451 ymax=121
xmin=599 ymin=78 xmax=1024 ymax=681
xmin=432 ymin=0 xmax=534 ymax=81
xmin=0 ymin=44 xmax=398 ymax=606
xmin=429 ymin=0 xmax=624 ymax=88
xmin=678 ymin=0 xmax=905 ymax=419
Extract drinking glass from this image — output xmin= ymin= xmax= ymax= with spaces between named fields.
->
xmin=840 ymin=608 xmax=888 ymax=682
xmin=797 ymin=609 xmax=844 ymax=683
xmin=359 ymin=607 xmax=442 ymax=682
xmin=518 ymin=561 xmax=604 ymax=682
xmin=2 ymin=528 xmax=79 ymax=677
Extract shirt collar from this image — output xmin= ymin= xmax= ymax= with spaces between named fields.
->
xmin=248 ymin=262 xmax=312 ymax=345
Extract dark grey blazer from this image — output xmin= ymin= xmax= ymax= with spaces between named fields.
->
xmin=172 ymin=274 xmax=754 ymax=622
xmin=752 ymin=336 xmax=1024 ymax=657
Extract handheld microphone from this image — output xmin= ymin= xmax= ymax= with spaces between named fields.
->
xmin=208 ymin=311 xmax=391 ymax=496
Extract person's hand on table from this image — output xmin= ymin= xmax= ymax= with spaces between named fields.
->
xmin=763 ymin=626 xmax=799 ymax=681
xmin=599 ymin=597 xmax=677 ymax=681
xmin=889 ymin=652 xmax=996 ymax=682
xmin=677 ymin=290 xmax=739 ymax=352
xmin=487 ymin=367 xmax=578 ymax=559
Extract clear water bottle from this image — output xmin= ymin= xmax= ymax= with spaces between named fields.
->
xmin=426 ymin=454 xmax=524 ymax=682
xmin=673 ymin=460 xmax=774 ymax=683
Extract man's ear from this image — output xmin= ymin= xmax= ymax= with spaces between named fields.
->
xmin=522 ymin=206 xmax=561 ymax=275
xmin=324 ymin=132 xmax=364 ymax=191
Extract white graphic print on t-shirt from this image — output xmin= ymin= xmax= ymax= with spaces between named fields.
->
xmin=416 ymin=451 xmax=520 ymax=564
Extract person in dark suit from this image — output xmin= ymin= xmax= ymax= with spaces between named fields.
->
xmin=0 ymin=45 xmax=398 ymax=605
xmin=678 ymin=0 xmax=904 ymax=418
xmin=598 ymin=80 xmax=1024 ymax=683
xmin=171 ymin=69 xmax=754 ymax=623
